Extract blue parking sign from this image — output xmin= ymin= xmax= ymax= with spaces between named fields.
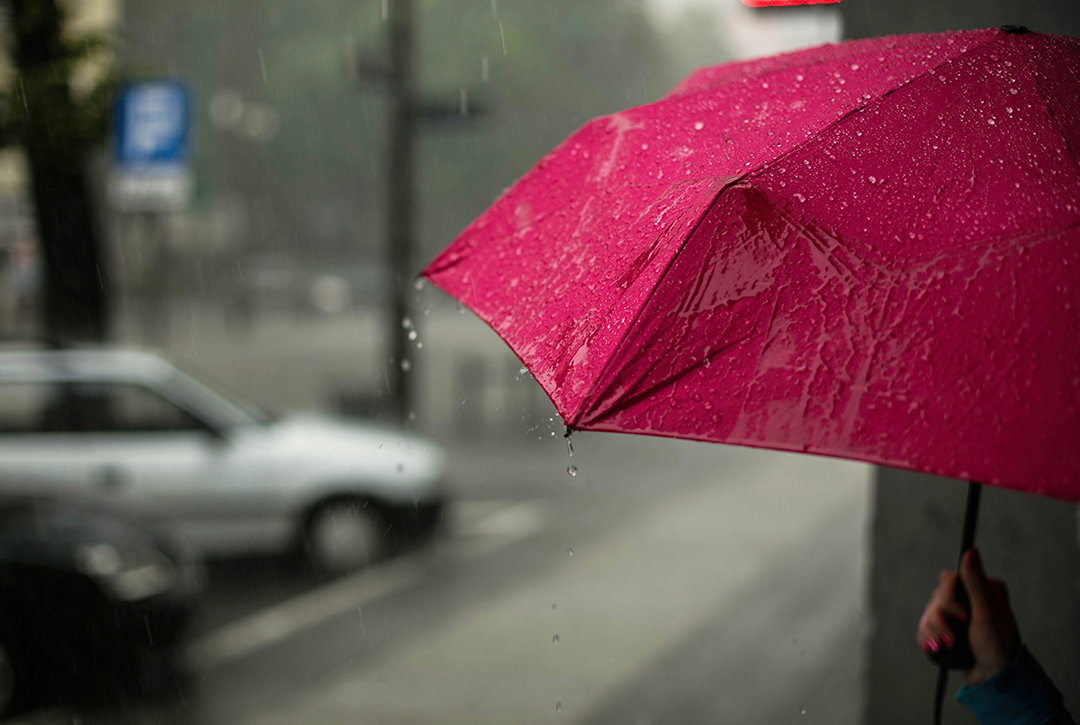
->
xmin=115 ymin=80 xmax=189 ymax=164
xmin=111 ymin=80 xmax=192 ymax=211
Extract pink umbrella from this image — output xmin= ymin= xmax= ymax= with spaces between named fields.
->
xmin=423 ymin=26 xmax=1080 ymax=717
xmin=424 ymin=26 xmax=1080 ymax=504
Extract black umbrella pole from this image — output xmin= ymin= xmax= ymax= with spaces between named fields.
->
xmin=957 ymin=482 xmax=982 ymax=560
xmin=931 ymin=481 xmax=983 ymax=725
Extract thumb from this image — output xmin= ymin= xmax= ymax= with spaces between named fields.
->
xmin=960 ymin=548 xmax=991 ymax=615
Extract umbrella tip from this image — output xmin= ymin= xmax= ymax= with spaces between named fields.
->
xmin=999 ymin=24 xmax=1028 ymax=33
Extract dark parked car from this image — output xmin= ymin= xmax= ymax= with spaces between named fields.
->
xmin=0 ymin=491 xmax=202 ymax=718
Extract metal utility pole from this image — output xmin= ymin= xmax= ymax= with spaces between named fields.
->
xmin=354 ymin=0 xmax=489 ymax=424
xmin=386 ymin=0 xmax=416 ymax=424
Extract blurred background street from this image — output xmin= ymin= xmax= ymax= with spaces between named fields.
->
xmin=0 ymin=0 xmax=1076 ymax=722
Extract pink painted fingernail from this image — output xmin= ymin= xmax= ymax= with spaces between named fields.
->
xmin=919 ymin=640 xmax=931 ymax=653
xmin=941 ymin=633 xmax=954 ymax=648
xmin=928 ymin=639 xmax=940 ymax=653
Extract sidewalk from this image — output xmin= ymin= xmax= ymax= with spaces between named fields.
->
xmin=242 ymin=448 xmax=871 ymax=725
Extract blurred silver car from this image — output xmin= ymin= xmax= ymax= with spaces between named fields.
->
xmin=0 ymin=348 xmax=446 ymax=574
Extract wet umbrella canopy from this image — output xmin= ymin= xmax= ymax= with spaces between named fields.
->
xmin=423 ymin=27 xmax=1080 ymax=503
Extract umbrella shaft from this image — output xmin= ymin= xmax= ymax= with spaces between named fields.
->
xmin=957 ymin=482 xmax=983 ymax=561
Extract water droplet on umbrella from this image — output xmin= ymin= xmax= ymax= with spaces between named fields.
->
xmin=868 ymin=176 xmax=876 ymax=184
xmin=794 ymin=193 xmax=806 ymax=203
xmin=694 ymin=121 xmax=704 ymax=130
xmin=567 ymin=466 xmax=578 ymax=477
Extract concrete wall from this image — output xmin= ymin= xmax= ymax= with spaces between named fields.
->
xmin=839 ymin=3 xmax=1080 ymax=723
xmin=842 ymin=0 xmax=1080 ymax=39
xmin=866 ymin=469 xmax=1080 ymax=725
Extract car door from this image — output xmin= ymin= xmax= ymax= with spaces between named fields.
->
xmin=0 ymin=380 xmax=96 ymax=493
xmin=73 ymin=381 xmax=288 ymax=557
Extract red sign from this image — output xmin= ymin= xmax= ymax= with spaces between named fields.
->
xmin=740 ymin=0 xmax=840 ymax=6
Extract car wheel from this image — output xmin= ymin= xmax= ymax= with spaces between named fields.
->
xmin=305 ymin=500 xmax=385 ymax=575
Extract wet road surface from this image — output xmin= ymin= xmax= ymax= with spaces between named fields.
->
xmin=13 ymin=433 xmax=871 ymax=725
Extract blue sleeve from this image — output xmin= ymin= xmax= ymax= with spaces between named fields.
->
xmin=956 ymin=645 xmax=1075 ymax=725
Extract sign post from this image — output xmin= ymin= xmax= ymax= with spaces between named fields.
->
xmin=109 ymin=79 xmax=192 ymax=343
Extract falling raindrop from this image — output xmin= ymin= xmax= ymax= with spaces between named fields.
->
xmin=556 ymin=702 xmax=563 ymax=712
xmin=457 ymin=304 xmax=465 ymax=314
xmin=553 ymin=634 xmax=560 ymax=644
xmin=567 ymin=466 xmax=578 ymax=477
xmin=567 ymin=548 xmax=573 ymax=556
xmin=401 ymin=316 xmax=413 ymax=329
xmin=416 ymin=342 xmax=423 ymax=349
xmin=408 ymin=330 xmax=418 ymax=341
xmin=552 ymin=603 xmax=557 ymax=611
xmin=800 ymin=707 xmax=806 ymax=715
xmin=401 ymin=359 xmax=411 ymax=371
xmin=413 ymin=278 xmax=425 ymax=290
xmin=566 ymin=437 xmax=574 ymax=458
xmin=423 ymin=308 xmax=430 ymax=315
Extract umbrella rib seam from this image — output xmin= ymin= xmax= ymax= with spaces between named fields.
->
xmin=1016 ymin=37 xmax=1080 ymax=176
xmin=574 ymin=33 xmax=999 ymax=428
xmin=574 ymin=179 xmax=739 ymax=427
xmin=736 ymin=34 xmax=1000 ymax=189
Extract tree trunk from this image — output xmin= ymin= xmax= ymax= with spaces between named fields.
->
xmin=11 ymin=0 xmax=110 ymax=345
xmin=25 ymin=153 xmax=109 ymax=344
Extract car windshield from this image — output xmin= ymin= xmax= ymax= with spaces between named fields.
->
xmin=165 ymin=369 xmax=268 ymax=429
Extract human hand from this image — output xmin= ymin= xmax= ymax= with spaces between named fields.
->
xmin=916 ymin=548 xmax=1020 ymax=687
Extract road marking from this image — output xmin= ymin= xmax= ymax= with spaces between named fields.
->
xmin=188 ymin=500 xmax=548 ymax=668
